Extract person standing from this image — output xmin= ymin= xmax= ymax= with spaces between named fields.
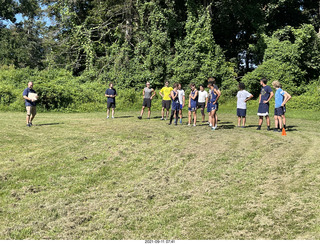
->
xmin=105 ymin=83 xmax=117 ymax=119
xmin=168 ymin=83 xmax=180 ymax=125
xmin=177 ymin=83 xmax=185 ymax=124
xmin=138 ymin=82 xmax=156 ymax=119
xmin=207 ymin=77 xmax=221 ymax=128
xmin=257 ymin=78 xmax=274 ymax=130
xmin=208 ymin=82 xmax=220 ymax=130
xmin=188 ymin=83 xmax=198 ymax=126
xmin=236 ymin=83 xmax=253 ymax=128
xmin=272 ymin=80 xmax=291 ymax=132
xmin=23 ymin=81 xmax=38 ymax=127
xmin=159 ymin=81 xmax=173 ymax=120
xmin=197 ymin=84 xmax=208 ymax=123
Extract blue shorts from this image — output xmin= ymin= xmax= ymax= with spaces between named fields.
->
xmin=172 ymin=102 xmax=180 ymax=111
xmin=274 ymin=107 xmax=285 ymax=116
xmin=180 ymin=104 xmax=183 ymax=110
xmin=257 ymin=103 xmax=269 ymax=116
xmin=210 ymin=103 xmax=218 ymax=111
xmin=207 ymin=103 xmax=211 ymax=113
xmin=188 ymin=106 xmax=197 ymax=112
xmin=237 ymin=108 xmax=246 ymax=117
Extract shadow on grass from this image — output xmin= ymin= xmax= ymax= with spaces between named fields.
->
xmin=218 ymin=124 xmax=236 ymax=129
xmin=286 ymin=125 xmax=298 ymax=131
xmin=114 ymin=116 xmax=134 ymax=119
xmin=35 ymin=123 xmax=63 ymax=126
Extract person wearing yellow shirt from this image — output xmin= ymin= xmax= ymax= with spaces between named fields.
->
xmin=159 ymin=81 xmax=173 ymax=120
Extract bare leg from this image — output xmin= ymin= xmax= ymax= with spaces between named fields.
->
xmin=237 ymin=116 xmax=241 ymax=126
xmin=278 ymin=115 xmax=283 ymax=129
xmin=258 ymin=116 xmax=263 ymax=126
xmin=266 ymin=115 xmax=270 ymax=127
xmin=166 ymin=109 xmax=170 ymax=120
xmin=30 ymin=114 xmax=36 ymax=123
xmin=242 ymin=117 xmax=246 ymax=127
xmin=188 ymin=110 xmax=192 ymax=125
xmin=107 ymin=108 xmax=110 ymax=118
xmin=215 ymin=113 xmax=218 ymax=127
xmin=112 ymin=108 xmax=115 ymax=118
xmin=161 ymin=107 xmax=164 ymax=119
xmin=148 ymin=108 xmax=151 ymax=118
xmin=140 ymin=106 xmax=145 ymax=117
xmin=211 ymin=110 xmax=216 ymax=128
xmin=26 ymin=115 xmax=30 ymax=124
xmin=193 ymin=111 xmax=197 ymax=125
xmin=282 ymin=114 xmax=286 ymax=128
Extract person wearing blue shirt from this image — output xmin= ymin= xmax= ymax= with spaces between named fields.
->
xmin=272 ymin=80 xmax=291 ymax=132
xmin=105 ymin=83 xmax=117 ymax=119
xmin=208 ymin=81 xmax=220 ymax=130
xmin=188 ymin=83 xmax=198 ymax=126
xmin=257 ymin=78 xmax=274 ymax=130
xmin=22 ymin=82 xmax=38 ymax=127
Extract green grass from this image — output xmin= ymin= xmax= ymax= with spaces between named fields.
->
xmin=1 ymin=108 xmax=320 ymax=239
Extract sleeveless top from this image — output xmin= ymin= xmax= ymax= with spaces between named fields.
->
xmin=210 ymin=89 xmax=218 ymax=103
xmin=190 ymin=90 xmax=197 ymax=107
xmin=144 ymin=87 xmax=152 ymax=99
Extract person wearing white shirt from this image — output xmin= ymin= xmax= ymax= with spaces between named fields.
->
xmin=236 ymin=82 xmax=253 ymax=128
xmin=177 ymin=83 xmax=185 ymax=124
xmin=197 ymin=85 xmax=208 ymax=123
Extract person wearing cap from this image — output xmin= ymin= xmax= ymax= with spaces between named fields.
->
xmin=138 ymin=82 xmax=156 ymax=119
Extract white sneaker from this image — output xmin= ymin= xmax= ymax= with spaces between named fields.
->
xmin=193 ymin=124 xmax=196 ymax=127
xmin=107 ymin=116 xmax=109 ymax=119
xmin=112 ymin=116 xmax=114 ymax=119
xmin=209 ymin=123 xmax=212 ymax=127
xmin=187 ymin=123 xmax=191 ymax=126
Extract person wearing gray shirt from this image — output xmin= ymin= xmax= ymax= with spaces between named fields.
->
xmin=138 ymin=82 xmax=156 ymax=119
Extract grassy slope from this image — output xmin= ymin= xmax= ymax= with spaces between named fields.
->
xmin=0 ymin=109 xmax=320 ymax=240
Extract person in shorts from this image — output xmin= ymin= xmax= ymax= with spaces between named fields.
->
xmin=138 ymin=82 xmax=155 ymax=119
xmin=188 ymin=83 xmax=198 ymax=126
xmin=168 ymin=83 xmax=180 ymax=125
xmin=278 ymin=84 xmax=290 ymax=129
xmin=208 ymin=77 xmax=221 ymax=128
xmin=236 ymin=83 xmax=253 ymax=128
xmin=208 ymin=81 xmax=220 ymax=130
xmin=257 ymin=78 xmax=274 ymax=130
xmin=22 ymin=81 xmax=38 ymax=127
xmin=197 ymin=84 xmax=208 ymax=123
xmin=177 ymin=83 xmax=185 ymax=124
xmin=105 ymin=83 xmax=117 ymax=119
xmin=272 ymin=80 xmax=291 ymax=132
xmin=159 ymin=81 xmax=173 ymax=120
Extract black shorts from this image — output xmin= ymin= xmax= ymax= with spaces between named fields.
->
xmin=107 ymin=102 xmax=116 ymax=109
xmin=162 ymin=100 xmax=171 ymax=110
xmin=143 ymin=98 xmax=151 ymax=108
xmin=274 ymin=107 xmax=285 ymax=116
xmin=237 ymin=108 xmax=246 ymax=117
xmin=197 ymin=102 xmax=205 ymax=110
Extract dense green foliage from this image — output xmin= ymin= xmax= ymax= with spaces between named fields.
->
xmin=0 ymin=0 xmax=319 ymax=111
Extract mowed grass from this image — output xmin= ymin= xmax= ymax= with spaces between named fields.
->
xmin=1 ymin=109 xmax=320 ymax=240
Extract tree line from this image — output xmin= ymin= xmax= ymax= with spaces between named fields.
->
xmin=0 ymin=0 xmax=319 ymax=110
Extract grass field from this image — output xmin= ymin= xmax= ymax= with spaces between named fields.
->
xmin=1 ymin=108 xmax=320 ymax=240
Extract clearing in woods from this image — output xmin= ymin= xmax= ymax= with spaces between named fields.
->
xmin=0 ymin=110 xmax=320 ymax=239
